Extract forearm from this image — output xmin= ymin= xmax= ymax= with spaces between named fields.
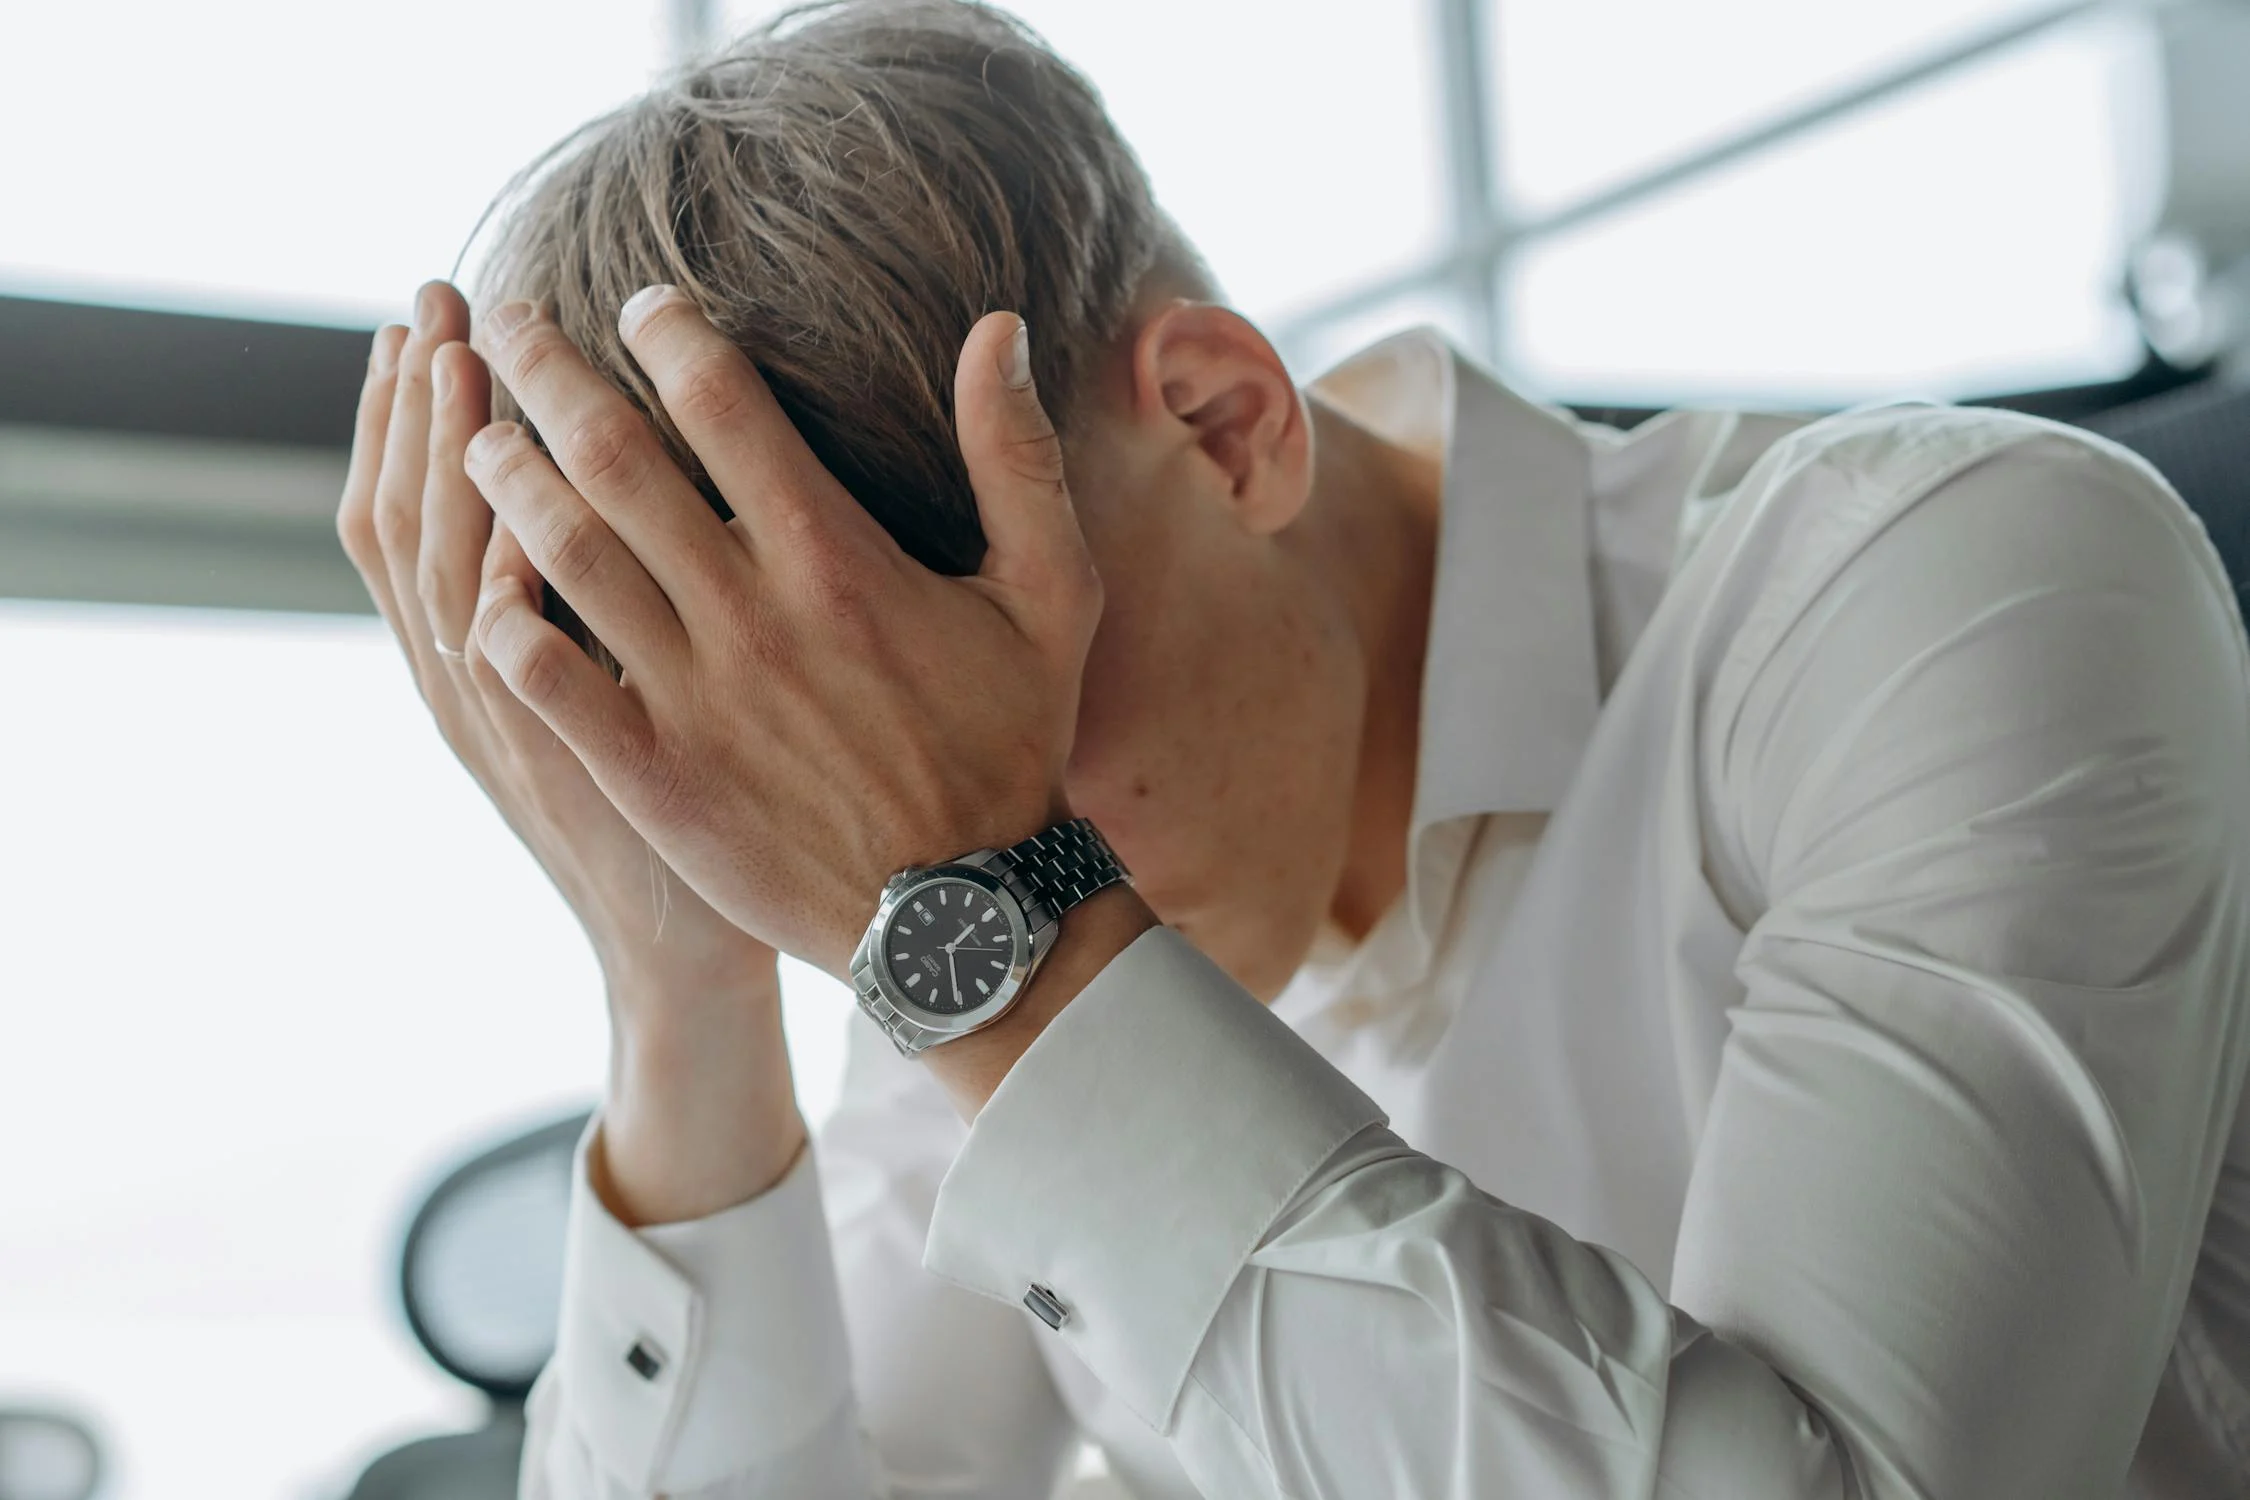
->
xmin=599 ymin=954 xmax=804 ymax=1227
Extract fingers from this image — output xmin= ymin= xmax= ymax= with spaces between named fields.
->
xmin=615 ymin=283 xmax=881 ymax=560
xmin=471 ymin=566 xmax=656 ymax=790
xmin=462 ymin=420 xmax=686 ymax=678
xmin=421 ymin=338 xmax=497 ymax=656
xmin=462 ymin=522 xmax=574 ymax=745
xmin=338 ymin=324 xmax=409 ymax=627
xmin=374 ymin=282 xmax=472 ymax=670
xmin=473 ymin=299 xmax=736 ymax=604
xmin=953 ymin=312 xmax=1100 ymax=638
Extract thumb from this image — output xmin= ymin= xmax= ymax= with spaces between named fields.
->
xmin=954 ymin=312 xmax=1096 ymax=620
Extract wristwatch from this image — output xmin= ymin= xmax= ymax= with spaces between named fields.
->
xmin=849 ymin=818 xmax=1130 ymax=1055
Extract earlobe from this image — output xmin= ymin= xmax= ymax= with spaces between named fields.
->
xmin=1136 ymin=303 xmax=1312 ymax=537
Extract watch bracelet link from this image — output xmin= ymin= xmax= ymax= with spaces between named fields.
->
xmin=999 ymin=817 xmax=1131 ymax=931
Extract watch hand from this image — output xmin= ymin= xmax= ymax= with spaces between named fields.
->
xmin=947 ymin=947 xmax=962 ymax=1007
xmin=944 ymin=920 xmax=977 ymax=953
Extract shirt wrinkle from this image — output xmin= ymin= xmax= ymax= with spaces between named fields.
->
xmin=524 ymin=333 xmax=2250 ymax=1500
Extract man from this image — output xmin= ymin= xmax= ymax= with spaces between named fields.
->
xmin=337 ymin=2 xmax=2250 ymax=1496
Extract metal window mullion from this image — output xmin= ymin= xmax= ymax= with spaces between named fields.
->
xmin=666 ymin=0 xmax=720 ymax=67
xmin=1434 ymin=0 xmax=1509 ymax=365
xmin=1281 ymin=0 xmax=2145 ymax=349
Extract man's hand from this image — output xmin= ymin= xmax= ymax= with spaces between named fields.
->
xmin=336 ymin=281 xmax=803 ymax=1223
xmin=461 ymin=288 xmax=1107 ymax=978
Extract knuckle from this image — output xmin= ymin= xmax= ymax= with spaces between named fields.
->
xmin=514 ymin=632 xmax=574 ymax=706
xmin=1001 ymin=431 xmax=1068 ymax=491
xmin=336 ymin=499 xmax=377 ymax=567
xmin=557 ymin=410 xmax=642 ymax=489
xmin=480 ymin=435 xmax=548 ymax=495
xmin=371 ymin=485 xmax=416 ymax=552
xmin=537 ymin=511 xmax=606 ymax=587
xmin=1072 ymin=555 xmax=1105 ymax=614
xmin=507 ymin=325 xmax=564 ymax=387
xmin=672 ymin=353 xmax=751 ymax=428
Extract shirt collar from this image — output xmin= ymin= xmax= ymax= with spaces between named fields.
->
xmin=1304 ymin=328 xmax=1605 ymax=979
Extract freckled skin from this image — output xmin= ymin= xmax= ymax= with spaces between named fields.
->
xmin=1052 ymin=365 xmax=1437 ymax=1002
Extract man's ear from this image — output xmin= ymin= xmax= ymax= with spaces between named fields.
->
xmin=1130 ymin=302 xmax=1311 ymax=537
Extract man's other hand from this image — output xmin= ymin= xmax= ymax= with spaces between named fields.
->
xmin=336 ymin=280 xmax=803 ymax=1224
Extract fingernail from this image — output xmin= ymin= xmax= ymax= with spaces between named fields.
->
xmin=1002 ymin=318 xmax=1034 ymax=390
xmin=371 ymin=326 xmax=401 ymax=376
xmin=414 ymin=281 xmax=445 ymax=335
xmin=620 ymin=284 xmax=679 ymax=338
xmin=483 ymin=301 xmax=536 ymax=344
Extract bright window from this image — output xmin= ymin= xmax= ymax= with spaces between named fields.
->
xmin=997 ymin=0 xmax=1447 ymax=321
xmin=0 ymin=601 xmax=850 ymax=1500
xmin=0 ymin=0 xmax=671 ymax=325
xmin=1492 ymin=0 xmax=2083 ymax=211
xmin=1493 ymin=11 xmax=2159 ymax=402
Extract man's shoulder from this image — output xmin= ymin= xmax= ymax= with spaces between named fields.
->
xmin=1688 ymin=399 xmax=2204 ymax=711
xmin=1713 ymin=400 xmax=2175 ymax=586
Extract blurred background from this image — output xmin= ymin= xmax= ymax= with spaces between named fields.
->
xmin=2 ymin=0 xmax=2246 ymax=1496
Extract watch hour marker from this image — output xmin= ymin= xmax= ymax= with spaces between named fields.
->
xmin=975 ymin=978 xmax=991 ymax=996
xmin=981 ymin=909 xmax=1000 ymax=923
xmin=938 ymin=887 xmax=948 ymax=905
xmin=892 ymin=953 xmax=908 ymax=963
xmin=905 ymin=972 xmax=923 ymax=987
xmin=990 ymin=958 xmax=1006 ymax=970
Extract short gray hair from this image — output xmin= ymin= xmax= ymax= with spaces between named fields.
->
xmin=469 ymin=0 xmax=1209 ymax=593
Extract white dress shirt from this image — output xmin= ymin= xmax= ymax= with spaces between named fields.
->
xmin=522 ymin=331 xmax=2250 ymax=1500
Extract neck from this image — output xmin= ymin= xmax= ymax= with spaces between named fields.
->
xmin=1304 ymin=394 xmax=1443 ymax=943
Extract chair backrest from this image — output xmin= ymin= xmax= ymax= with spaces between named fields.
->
xmin=2083 ymin=379 xmax=2250 ymax=619
xmin=345 ymin=1109 xmax=590 ymax=1500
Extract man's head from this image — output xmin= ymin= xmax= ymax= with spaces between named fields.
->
xmin=475 ymin=0 xmax=1204 ymax=576
xmin=472 ymin=0 xmax=1432 ymax=994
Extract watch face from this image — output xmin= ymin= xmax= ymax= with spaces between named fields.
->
xmin=882 ymin=878 xmax=1016 ymax=1016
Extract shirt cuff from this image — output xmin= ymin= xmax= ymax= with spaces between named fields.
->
xmin=923 ymin=924 xmax=1385 ymax=1431
xmin=554 ymin=1118 xmax=856 ymax=1492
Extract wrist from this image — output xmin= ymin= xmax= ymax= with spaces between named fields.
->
xmin=601 ymin=964 xmax=804 ymax=1228
xmin=598 ymin=928 xmax=776 ymax=1021
xmin=921 ymin=882 xmax=1157 ymax=1117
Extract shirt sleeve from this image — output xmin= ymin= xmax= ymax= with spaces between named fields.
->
xmin=521 ymin=1013 xmax=1080 ymax=1499
xmin=925 ymin=425 xmax=2250 ymax=1499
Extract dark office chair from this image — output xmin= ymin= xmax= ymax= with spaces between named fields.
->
xmin=2082 ymin=376 xmax=2250 ymax=612
xmin=0 ymin=1409 xmax=102 ymax=1500
xmin=345 ymin=1109 xmax=591 ymax=1500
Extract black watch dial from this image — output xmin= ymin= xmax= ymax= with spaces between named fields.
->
xmin=882 ymin=878 xmax=1015 ymax=1015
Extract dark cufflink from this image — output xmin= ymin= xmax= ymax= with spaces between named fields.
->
xmin=1024 ymin=1283 xmax=1071 ymax=1330
xmin=624 ymin=1338 xmax=666 ymax=1380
